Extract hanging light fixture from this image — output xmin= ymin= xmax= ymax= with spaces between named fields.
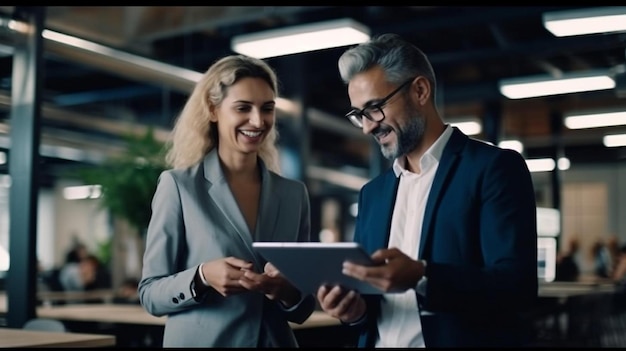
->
xmin=231 ymin=18 xmax=370 ymax=59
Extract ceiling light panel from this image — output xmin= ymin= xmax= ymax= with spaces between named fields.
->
xmin=231 ymin=18 xmax=370 ymax=59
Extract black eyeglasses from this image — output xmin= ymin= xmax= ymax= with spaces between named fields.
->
xmin=345 ymin=77 xmax=416 ymax=128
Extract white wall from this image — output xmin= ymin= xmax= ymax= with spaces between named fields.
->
xmin=0 ymin=182 xmax=58 ymax=272
xmin=51 ymin=179 xmax=111 ymax=268
xmin=531 ymin=162 xmax=626 ymax=249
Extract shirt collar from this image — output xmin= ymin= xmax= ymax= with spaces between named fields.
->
xmin=392 ymin=124 xmax=453 ymax=177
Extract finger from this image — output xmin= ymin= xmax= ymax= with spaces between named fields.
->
xmin=370 ymin=248 xmax=388 ymax=261
xmin=316 ymin=285 xmax=329 ymax=302
xmin=242 ymin=269 xmax=261 ymax=281
xmin=318 ymin=285 xmax=339 ymax=310
xmin=371 ymin=248 xmax=397 ymax=262
xmin=343 ymin=261 xmax=373 ymax=280
xmin=238 ymin=276 xmax=260 ymax=291
xmin=337 ymin=290 xmax=358 ymax=312
xmin=224 ymin=256 xmax=254 ymax=270
xmin=264 ymin=262 xmax=278 ymax=273
xmin=326 ymin=285 xmax=349 ymax=309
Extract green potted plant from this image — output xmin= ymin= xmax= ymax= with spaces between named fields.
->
xmin=76 ymin=128 xmax=167 ymax=236
xmin=74 ymin=128 xmax=167 ymax=285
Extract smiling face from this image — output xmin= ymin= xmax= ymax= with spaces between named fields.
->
xmin=348 ymin=66 xmax=426 ymax=160
xmin=210 ymin=76 xmax=276 ymax=161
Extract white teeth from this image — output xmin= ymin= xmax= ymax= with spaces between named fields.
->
xmin=240 ymin=130 xmax=262 ymax=137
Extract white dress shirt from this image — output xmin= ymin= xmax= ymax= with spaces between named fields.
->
xmin=375 ymin=125 xmax=452 ymax=348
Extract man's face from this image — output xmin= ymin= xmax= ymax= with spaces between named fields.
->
xmin=347 ymin=67 xmax=426 ymax=160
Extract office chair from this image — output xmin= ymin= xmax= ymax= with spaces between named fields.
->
xmin=22 ymin=318 xmax=67 ymax=332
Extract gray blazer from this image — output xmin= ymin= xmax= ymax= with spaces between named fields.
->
xmin=138 ymin=149 xmax=316 ymax=347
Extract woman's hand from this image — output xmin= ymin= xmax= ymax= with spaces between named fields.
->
xmin=202 ymin=257 xmax=254 ymax=296
xmin=239 ymin=262 xmax=301 ymax=307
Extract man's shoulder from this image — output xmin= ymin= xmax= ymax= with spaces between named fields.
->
xmin=362 ymin=168 xmax=395 ymax=190
xmin=462 ymin=137 xmax=524 ymax=162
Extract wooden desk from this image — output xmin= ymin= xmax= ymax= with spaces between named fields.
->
xmin=536 ymin=281 xmax=617 ymax=346
xmin=291 ymin=310 xmax=340 ymax=330
xmin=38 ymin=289 xmax=116 ymax=304
xmin=0 ymin=292 xmax=5 ymax=314
xmin=36 ymin=303 xmax=339 ymax=329
xmin=37 ymin=303 xmax=165 ymax=326
xmin=0 ymin=328 xmax=116 ymax=348
xmin=538 ymin=281 xmax=616 ymax=299
xmin=0 ymin=290 xmax=116 ymax=313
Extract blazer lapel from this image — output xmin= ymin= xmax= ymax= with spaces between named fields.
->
xmin=203 ymin=150 xmax=251 ymax=243
xmin=254 ymin=159 xmax=280 ymax=243
xmin=418 ymin=128 xmax=466 ymax=259
xmin=360 ymin=170 xmax=399 ymax=254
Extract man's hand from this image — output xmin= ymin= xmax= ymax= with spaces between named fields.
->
xmin=316 ymin=285 xmax=366 ymax=323
xmin=342 ymin=247 xmax=425 ymax=293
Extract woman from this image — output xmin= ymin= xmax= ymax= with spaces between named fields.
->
xmin=138 ymin=55 xmax=315 ymax=347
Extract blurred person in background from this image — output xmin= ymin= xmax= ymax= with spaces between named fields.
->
xmin=605 ymin=235 xmax=621 ymax=278
xmin=555 ymin=236 xmax=581 ymax=282
xmin=64 ymin=238 xmax=89 ymax=264
xmin=138 ymin=54 xmax=315 ymax=347
xmin=315 ymin=33 xmax=538 ymax=348
xmin=59 ymin=254 xmax=111 ymax=292
xmin=611 ymin=244 xmax=626 ymax=312
xmin=591 ymin=237 xmax=616 ymax=280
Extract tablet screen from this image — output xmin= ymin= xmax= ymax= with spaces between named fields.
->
xmin=252 ymin=242 xmax=384 ymax=295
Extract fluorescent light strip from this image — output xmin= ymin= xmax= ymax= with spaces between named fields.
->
xmin=603 ymin=133 xmax=626 ymax=147
xmin=543 ymin=7 xmax=626 ymax=37
xmin=231 ymin=18 xmax=370 ymax=59
xmin=499 ymin=72 xmax=615 ymax=99
xmin=526 ymin=157 xmax=570 ymax=173
xmin=44 ymin=28 xmax=300 ymax=116
xmin=498 ymin=139 xmax=524 ymax=154
xmin=564 ymin=110 xmax=626 ymax=129
xmin=62 ymin=185 xmax=102 ymax=200
xmin=450 ymin=121 xmax=482 ymax=135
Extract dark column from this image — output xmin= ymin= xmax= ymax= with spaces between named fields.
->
xmin=6 ymin=6 xmax=45 ymax=328
xmin=270 ymin=55 xmax=310 ymax=183
xmin=483 ymin=101 xmax=502 ymax=145
xmin=268 ymin=55 xmax=310 ymax=182
xmin=549 ymin=110 xmax=563 ymax=212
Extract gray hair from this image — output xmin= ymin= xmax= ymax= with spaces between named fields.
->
xmin=338 ymin=33 xmax=437 ymax=102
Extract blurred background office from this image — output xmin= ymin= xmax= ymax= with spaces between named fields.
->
xmin=0 ymin=6 xmax=625 ymax=347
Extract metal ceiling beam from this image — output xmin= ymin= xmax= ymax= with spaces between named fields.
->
xmin=377 ymin=6 xmax=578 ymax=35
xmin=42 ymin=31 xmax=201 ymax=94
xmin=133 ymin=6 xmax=333 ymax=42
xmin=0 ymin=92 xmax=171 ymax=143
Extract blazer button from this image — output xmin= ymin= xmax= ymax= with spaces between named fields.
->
xmin=179 ymin=293 xmax=185 ymax=300
xmin=172 ymin=297 xmax=179 ymax=304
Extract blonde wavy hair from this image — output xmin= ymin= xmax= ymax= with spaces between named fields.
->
xmin=165 ymin=55 xmax=280 ymax=173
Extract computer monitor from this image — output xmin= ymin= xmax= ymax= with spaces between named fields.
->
xmin=537 ymin=237 xmax=557 ymax=282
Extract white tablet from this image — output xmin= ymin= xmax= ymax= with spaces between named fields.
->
xmin=252 ymin=241 xmax=384 ymax=295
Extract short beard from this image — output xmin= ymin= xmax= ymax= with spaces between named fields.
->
xmin=380 ymin=107 xmax=426 ymax=160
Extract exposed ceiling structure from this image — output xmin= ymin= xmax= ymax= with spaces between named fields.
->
xmin=0 ymin=6 xmax=625 ymax=194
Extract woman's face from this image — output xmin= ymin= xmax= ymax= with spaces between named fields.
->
xmin=211 ymin=76 xmax=276 ymax=157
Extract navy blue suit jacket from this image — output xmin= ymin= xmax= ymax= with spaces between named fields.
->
xmin=353 ymin=127 xmax=538 ymax=347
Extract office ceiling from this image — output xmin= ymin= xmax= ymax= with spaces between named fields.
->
xmin=0 ymin=6 xmax=625 ymax=193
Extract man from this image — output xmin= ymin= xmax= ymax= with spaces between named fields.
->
xmin=316 ymin=33 xmax=538 ymax=347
